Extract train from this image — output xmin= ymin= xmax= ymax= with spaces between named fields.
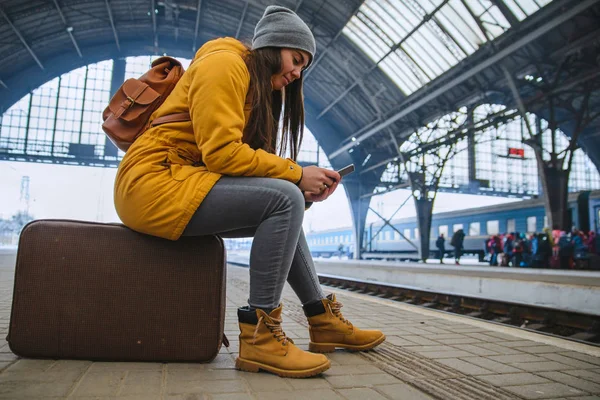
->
xmin=306 ymin=190 xmax=600 ymax=260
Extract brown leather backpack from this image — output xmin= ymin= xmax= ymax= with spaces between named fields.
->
xmin=102 ymin=56 xmax=190 ymax=152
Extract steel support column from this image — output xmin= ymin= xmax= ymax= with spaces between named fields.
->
xmin=343 ymin=180 xmax=371 ymax=260
xmin=407 ymin=171 xmax=435 ymax=261
xmin=414 ymin=195 xmax=434 ymax=261
xmin=467 ymin=108 xmax=477 ymax=189
xmin=539 ymin=163 xmax=570 ymax=230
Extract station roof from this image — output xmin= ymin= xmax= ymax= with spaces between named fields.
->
xmin=0 ymin=0 xmax=598 ymax=180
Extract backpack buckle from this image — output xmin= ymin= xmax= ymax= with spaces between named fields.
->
xmin=126 ymin=96 xmax=136 ymax=109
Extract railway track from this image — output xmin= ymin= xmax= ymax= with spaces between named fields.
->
xmin=318 ymin=273 xmax=600 ymax=347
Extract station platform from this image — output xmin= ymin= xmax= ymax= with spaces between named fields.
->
xmin=0 ymin=252 xmax=600 ymax=399
xmin=227 ymin=252 xmax=600 ymax=317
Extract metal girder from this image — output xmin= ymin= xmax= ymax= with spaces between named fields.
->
xmin=235 ymin=0 xmax=249 ymax=39
xmin=0 ymin=5 xmax=44 ymax=70
xmin=490 ymin=0 xmax=519 ymax=26
xmin=360 ymin=182 xmax=410 ymax=199
xmin=303 ymin=1 xmax=364 ymax=79
xmin=328 ymin=0 xmax=600 ymax=159
xmin=460 ymin=0 xmax=491 ymax=41
xmin=52 ymin=0 xmax=82 ymax=57
xmin=193 ymin=0 xmax=202 ymax=51
xmin=367 ymin=201 xmax=418 ymax=250
xmin=367 ymin=108 xmax=521 ymax=172
xmin=502 ymin=65 xmax=534 ymax=136
xmin=550 ymin=28 xmax=600 ymax=61
xmin=151 ymin=0 xmax=158 ymax=50
xmin=316 ymin=0 xmax=450 ymax=120
xmin=0 ymin=79 xmax=7 ymax=89
xmin=105 ymin=0 xmax=120 ymax=51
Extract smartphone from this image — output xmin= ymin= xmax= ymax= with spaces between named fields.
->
xmin=337 ymin=164 xmax=355 ymax=178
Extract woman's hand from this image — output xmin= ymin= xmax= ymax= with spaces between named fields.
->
xmin=299 ymin=166 xmax=341 ymax=202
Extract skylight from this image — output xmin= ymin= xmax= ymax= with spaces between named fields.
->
xmin=343 ymin=0 xmax=552 ymax=95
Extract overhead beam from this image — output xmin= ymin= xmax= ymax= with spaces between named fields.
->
xmin=460 ymin=0 xmax=491 ymax=41
xmin=328 ymin=0 xmax=600 ymax=159
xmin=151 ymin=0 xmax=158 ymax=50
xmin=0 ymin=5 xmax=44 ymax=70
xmin=303 ymin=1 xmax=364 ymax=78
xmin=193 ymin=0 xmax=202 ymax=51
xmin=315 ymin=0 xmax=450 ymax=119
xmin=53 ymin=0 xmax=83 ymax=57
xmin=550 ymin=28 xmax=600 ymax=60
xmin=235 ymin=0 xmax=249 ymax=39
xmin=490 ymin=0 xmax=519 ymax=26
xmin=0 ymin=79 xmax=8 ymax=89
xmin=105 ymin=0 xmax=120 ymax=51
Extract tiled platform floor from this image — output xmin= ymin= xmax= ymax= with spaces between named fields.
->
xmin=0 ymin=253 xmax=599 ymax=399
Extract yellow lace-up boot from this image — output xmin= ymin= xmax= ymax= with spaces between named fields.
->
xmin=235 ymin=304 xmax=331 ymax=378
xmin=305 ymin=294 xmax=386 ymax=353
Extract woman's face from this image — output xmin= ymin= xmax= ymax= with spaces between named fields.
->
xmin=271 ymin=48 xmax=311 ymax=91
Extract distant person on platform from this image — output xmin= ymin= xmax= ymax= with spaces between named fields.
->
xmin=587 ymin=231 xmax=597 ymax=255
xmin=451 ymin=229 xmax=465 ymax=265
xmin=436 ymin=234 xmax=445 ymax=264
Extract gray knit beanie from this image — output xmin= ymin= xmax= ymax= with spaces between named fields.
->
xmin=252 ymin=5 xmax=316 ymax=67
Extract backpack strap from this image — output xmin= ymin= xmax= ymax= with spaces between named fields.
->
xmin=149 ymin=49 xmax=241 ymax=129
xmin=150 ymin=112 xmax=191 ymax=127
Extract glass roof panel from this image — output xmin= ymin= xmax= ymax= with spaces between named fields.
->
xmin=503 ymin=0 xmax=551 ymax=21
xmin=342 ymin=0 xmax=553 ymax=95
xmin=417 ymin=24 xmax=459 ymax=67
xmin=403 ymin=37 xmax=444 ymax=77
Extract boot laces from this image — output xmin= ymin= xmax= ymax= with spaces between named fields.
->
xmin=329 ymin=301 xmax=352 ymax=326
xmin=252 ymin=316 xmax=294 ymax=345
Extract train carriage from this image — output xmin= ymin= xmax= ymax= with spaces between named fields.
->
xmin=307 ymin=190 xmax=599 ymax=261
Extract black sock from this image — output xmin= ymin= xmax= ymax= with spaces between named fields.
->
xmin=237 ymin=306 xmax=258 ymax=324
xmin=303 ymin=299 xmax=326 ymax=317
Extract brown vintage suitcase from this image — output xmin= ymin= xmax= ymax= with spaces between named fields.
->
xmin=7 ymin=219 xmax=227 ymax=362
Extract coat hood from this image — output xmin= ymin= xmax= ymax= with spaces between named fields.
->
xmin=192 ymin=37 xmax=249 ymax=64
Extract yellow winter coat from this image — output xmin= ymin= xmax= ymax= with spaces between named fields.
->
xmin=114 ymin=38 xmax=302 ymax=240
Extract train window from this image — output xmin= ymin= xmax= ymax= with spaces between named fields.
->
xmin=414 ymin=228 xmax=419 ymax=239
xmin=487 ymin=220 xmax=499 ymax=235
xmin=394 ymin=231 xmax=400 ymax=240
xmin=439 ymin=225 xmax=448 ymax=237
xmin=507 ymin=218 xmax=516 ymax=233
xmin=527 ymin=217 xmax=536 ymax=234
xmin=404 ymin=229 xmax=411 ymax=239
xmin=385 ymin=231 xmax=391 ymax=241
xmin=544 ymin=216 xmax=548 ymax=229
xmin=469 ymin=222 xmax=480 ymax=236
xmin=453 ymin=224 xmax=464 ymax=233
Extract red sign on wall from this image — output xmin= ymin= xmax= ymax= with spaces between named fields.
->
xmin=508 ymin=147 xmax=525 ymax=158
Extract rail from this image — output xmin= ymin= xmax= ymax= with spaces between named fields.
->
xmin=317 ymin=273 xmax=600 ymax=347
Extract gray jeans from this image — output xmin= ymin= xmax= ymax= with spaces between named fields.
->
xmin=182 ymin=176 xmax=324 ymax=310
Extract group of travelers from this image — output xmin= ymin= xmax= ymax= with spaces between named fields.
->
xmin=435 ymin=228 xmax=598 ymax=269
xmin=484 ymin=229 xmax=597 ymax=269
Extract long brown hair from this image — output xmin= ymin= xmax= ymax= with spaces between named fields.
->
xmin=243 ymin=45 xmax=305 ymax=161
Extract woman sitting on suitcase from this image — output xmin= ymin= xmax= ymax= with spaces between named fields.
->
xmin=114 ymin=5 xmax=384 ymax=378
